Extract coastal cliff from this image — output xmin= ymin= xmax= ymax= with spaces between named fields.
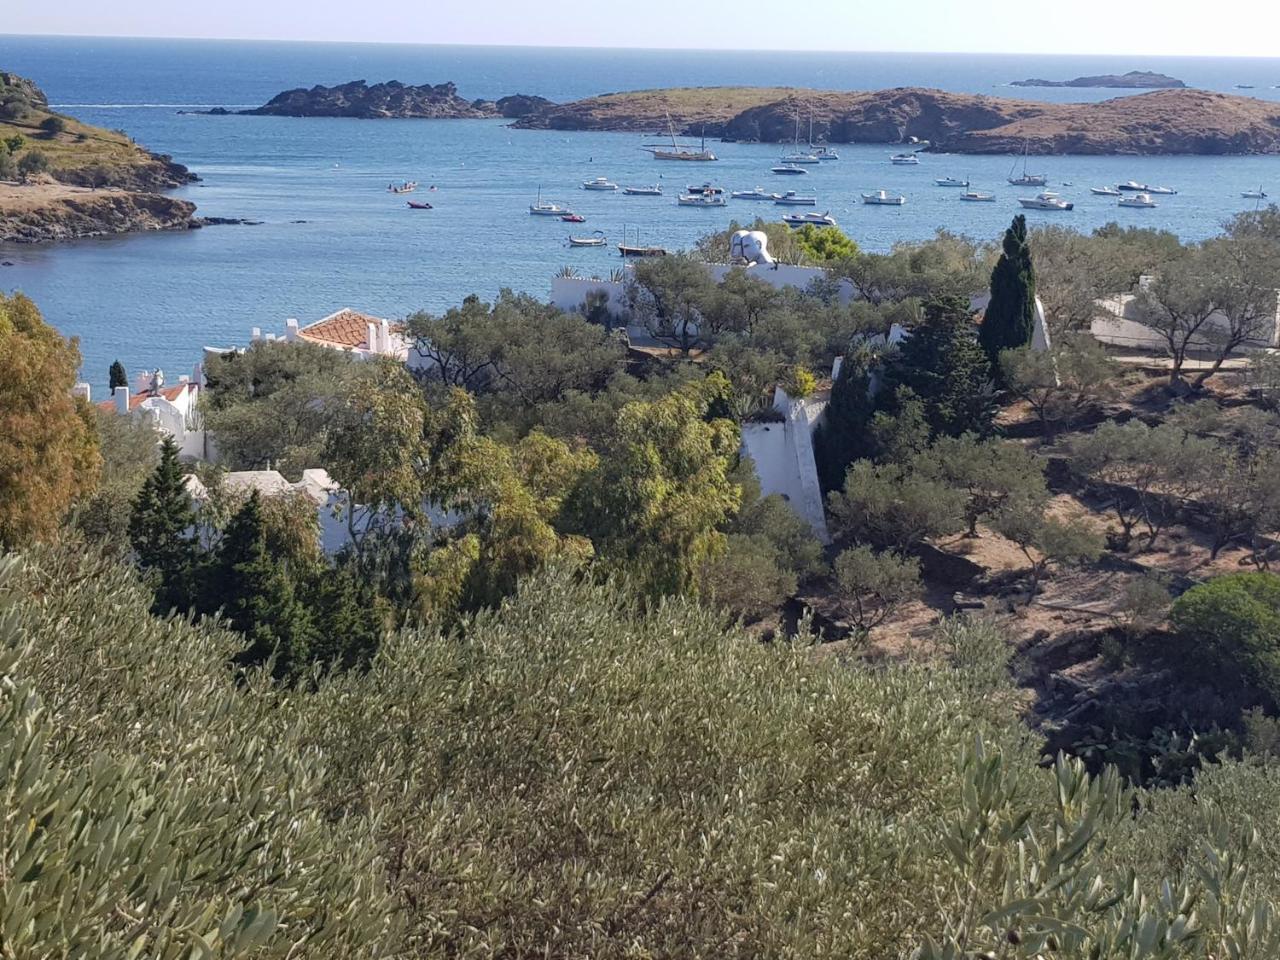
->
xmin=515 ymin=85 xmax=1280 ymax=155
xmin=240 ymin=80 xmax=553 ymax=119
xmin=1 ymin=70 xmax=198 ymax=243
xmin=1011 ymin=71 xmax=1186 ymax=89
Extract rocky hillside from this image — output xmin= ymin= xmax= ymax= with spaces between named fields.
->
xmin=240 ymin=80 xmax=552 ymax=119
xmin=2 ymin=70 xmax=198 ymax=243
xmin=516 ymin=85 xmax=1280 ymax=155
xmin=1011 ymin=71 xmax=1186 ymax=89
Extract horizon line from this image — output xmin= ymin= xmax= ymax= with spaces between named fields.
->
xmin=5 ymin=31 xmax=1280 ymax=61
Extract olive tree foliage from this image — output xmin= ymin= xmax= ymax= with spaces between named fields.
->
xmin=991 ymin=495 xmax=1104 ymax=603
xmin=406 ymin=290 xmax=623 ymax=405
xmin=1000 ymin=332 xmax=1118 ymax=438
xmin=834 ymin=544 xmax=922 ymax=634
xmin=627 ymin=252 xmax=717 ymax=355
xmin=924 ymin=434 xmax=1048 ymax=537
xmin=828 ymin=457 xmax=967 ymax=552
xmin=829 ymin=229 xmax=991 ymax=310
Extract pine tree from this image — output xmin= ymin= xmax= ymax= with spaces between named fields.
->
xmin=302 ymin=565 xmax=385 ymax=674
xmin=214 ymin=492 xmax=314 ymax=679
xmin=813 ymin=347 xmax=877 ymax=493
xmin=890 ymin=295 xmax=995 ymax=439
xmin=129 ymin=436 xmax=196 ymax=612
xmin=979 ymin=214 xmax=1037 ymax=370
xmin=108 ymin=359 xmax=128 ymax=391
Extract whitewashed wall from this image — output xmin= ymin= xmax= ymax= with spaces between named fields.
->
xmin=740 ymin=387 xmax=831 ymax=545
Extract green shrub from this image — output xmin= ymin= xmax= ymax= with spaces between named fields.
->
xmin=39 ymin=114 xmax=66 ymax=136
xmin=1171 ymin=571 xmax=1280 ymax=700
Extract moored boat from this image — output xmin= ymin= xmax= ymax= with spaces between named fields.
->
xmin=644 ymin=113 xmax=717 ymax=161
xmin=782 ymin=211 xmax=838 ymax=227
xmin=935 ymin=177 xmax=969 ymax=187
xmin=530 ymin=187 xmax=571 ymax=216
xmin=863 ymin=189 xmax=906 ymax=205
xmin=1007 ymin=141 xmax=1046 ymax=186
xmin=1091 ymin=186 xmax=1122 ymax=196
xmin=388 ymin=180 xmax=418 ymax=194
xmin=685 ymin=183 xmax=725 ymax=195
xmin=582 ymin=177 xmax=619 ymax=191
xmin=622 ymin=185 xmax=663 ymax=196
xmin=770 ymin=164 xmax=809 ymax=175
xmin=959 ymin=190 xmax=996 ymax=202
xmin=890 ymin=153 xmax=920 ymax=165
xmin=561 ymin=213 xmax=586 ymax=223
xmin=618 ymin=244 xmax=668 ymax=257
xmin=1117 ymin=193 xmax=1157 ymax=208
xmin=677 ymin=193 xmax=728 ymax=207
xmin=406 ymin=200 xmax=433 ymax=209
xmin=568 ymin=230 xmax=608 ymax=247
xmin=1243 ymin=186 xmax=1269 ymax=199
xmin=773 ymin=191 xmax=817 ymax=206
xmin=1018 ymin=191 xmax=1073 ymax=210
xmin=730 ymin=187 xmax=773 ymax=200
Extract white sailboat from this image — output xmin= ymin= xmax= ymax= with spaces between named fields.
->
xmin=529 ymin=187 xmax=571 ymax=216
xmin=1008 ymin=141 xmax=1047 ymax=186
xmin=645 ymin=112 xmax=717 ymax=161
xmin=780 ymin=109 xmax=820 ymax=164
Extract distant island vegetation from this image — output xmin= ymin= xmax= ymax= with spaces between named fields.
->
xmin=229 ymin=78 xmax=1280 ymax=156
xmin=1011 ymin=70 xmax=1187 ymax=89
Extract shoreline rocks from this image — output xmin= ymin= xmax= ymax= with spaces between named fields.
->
xmin=240 ymin=80 xmax=553 ymax=119
xmin=0 ymin=191 xmax=198 ymax=244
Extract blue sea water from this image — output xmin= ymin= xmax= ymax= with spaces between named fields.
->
xmin=2 ymin=35 xmax=1280 ymax=388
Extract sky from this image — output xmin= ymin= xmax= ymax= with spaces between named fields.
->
xmin=5 ymin=0 xmax=1280 ymax=58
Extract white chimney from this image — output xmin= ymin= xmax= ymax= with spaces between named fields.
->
xmin=251 ymin=326 xmax=262 ymax=342
xmin=285 ymin=318 xmax=299 ymax=343
xmin=193 ymin=362 xmax=204 ymax=387
xmin=378 ymin=318 xmax=391 ymax=355
xmin=114 ymin=385 xmax=130 ymax=415
xmin=72 ymin=382 xmax=91 ymax=403
xmin=366 ymin=321 xmax=378 ymax=356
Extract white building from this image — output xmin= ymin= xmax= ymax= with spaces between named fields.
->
xmin=229 ymin=308 xmax=411 ymax=361
xmin=1090 ymin=280 xmax=1280 ymax=355
xmin=740 ymin=385 xmax=831 ymax=544
xmin=82 ymin=369 xmax=207 ymax=461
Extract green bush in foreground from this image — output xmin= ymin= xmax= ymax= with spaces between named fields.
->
xmin=9 ymin=543 xmax=1280 ymax=956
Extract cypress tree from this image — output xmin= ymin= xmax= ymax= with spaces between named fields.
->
xmin=128 ymin=436 xmax=196 ymax=612
xmin=891 ymin=295 xmax=994 ymax=439
xmin=108 ymin=359 xmax=128 ymax=391
xmin=813 ymin=347 xmax=877 ymax=493
xmin=979 ymin=214 xmax=1037 ymax=369
xmin=214 ymin=491 xmax=315 ymax=679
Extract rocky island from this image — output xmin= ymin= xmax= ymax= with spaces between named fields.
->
xmin=515 ymin=85 xmax=1280 ymax=155
xmin=1011 ymin=70 xmax=1186 ymax=89
xmin=1 ymin=71 xmax=198 ymax=244
xmin=236 ymin=80 xmax=552 ymax=119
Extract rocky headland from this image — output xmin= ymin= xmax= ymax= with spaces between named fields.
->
xmin=1 ymin=71 xmax=199 ymax=243
xmin=1011 ymin=70 xmax=1186 ymax=89
xmin=515 ymin=85 xmax=1280 ymax=155
xmin=236 ymin=80 xmax=552 ymax=119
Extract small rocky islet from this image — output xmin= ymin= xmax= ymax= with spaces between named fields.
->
xmin=1010 ymin=70 xmax=1186 ymax=88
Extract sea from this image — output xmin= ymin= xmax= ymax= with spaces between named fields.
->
xmin=2 ymin=35 xmax=1280 ymax=389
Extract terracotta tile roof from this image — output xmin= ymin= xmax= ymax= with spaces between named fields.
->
xmin=97 ymin=382 xmax=192 ymax=413
xmin=298 ymin=308 xmax=391 ymax=350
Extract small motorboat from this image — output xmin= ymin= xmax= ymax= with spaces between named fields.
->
xmin=406 ymin=200 xmax=433 ymax=209
xmin=622 ymin=185 xmax=663 ymax=195
xmin=677 ymin=193 xmax=728 ymax=207
xmin=779 ymin=152 xmax=821 ymax=164
xmin=1116 ymin=181 xmax=1147 ymax=191
xmin=935 ymin=177 xmax=969 ymax=187
xmin=1118 ymin=193 xmax=1158 ymax=208
xmin=814 ymin=145 xmax=840 ymax=160
xmin=1091 ymin=186 xmax=1122 ymax=196
xmin=582 ymin=177 xmax=619 ymax=191
xmin=618 ymin=244 xmax=668 ymax=257
xmin=1018 ymin=191 xmax=1073 ymax=210
xmin=959 ymin=190 xmax=996 ymax=202
xmin=561 ymin=213 xmax=587 ymax=222
xmin=731 ymin=187 xmax=773 ymax=200
xmin=863 ymin=189 xmax=906 ymax=205
xmin=1146 ymin=185 xmax=1177 ymax=195
xmin=771 ymin=164 xmax=809 ymax=175
xmin=773 ymin=191 xmax=817 ymax=206
xmin=685 ymin=183 xmax=724 ymax=195
xmin=1243 ymin=186 xmax=1269 ymax=199
xmin=891 ymin=153 xmax=920 ymax=164
xmin=388 ymin=180 xmax=418 ymax=194
xmin=569 ymin=230 xmax=608 ymax=247
xmin=782 ymin=211 xmax=838 ymax=227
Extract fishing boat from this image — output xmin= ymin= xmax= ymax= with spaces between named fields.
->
xmin=959 ymin=191 xmax=996 ymax=202
xmin=1007 ymin=142 xmax=1047 ymax=186
xmin=770 ymin=164 xmax=809 ymax=175
xmin=561 ymin=213 xmax=586 ymax=223
xmin=530 ymin=188 xmax=571 ymax=216
xmin=890 ymin=153 xmax=920 ymax=165
xmin=644 ymin=113 xmax=717 ymax=161
xmin=773 ymin=191 xmax=817 ymax=206
xmin=863 ymin=189 xmax=906 ymax=205
xmin=622 ymin=185 xmax=663 ymax=196
xmin=782 ymin=211 xmax=838 ymax=227
xmin=618 ymin=244 xmax=668 ymax=257
xmin=685 ymin=183 xmax=725 ymax=195
xmin=677 ymin=193 xmax=728 ymax=207
xmin=568 ymin=230 xmax=608 ymax=247
xmin=406 ymin=200 xmax=433 ymax=209
xmin=1118 ymin=193 xmax=1157 ymax=208
xmin=387 ymin=180 xmax=418 ymax=194
xmin=582 ymin=177 xmax=619 ymax=191
xmin=730 ymin=187 xmax=773 ymax=200
xmin=935 ymin=177 xmax=969 ymax=187
xmin=1018 ymin=191 xmax=1073 ymax=211
xmin=1243 ymin=186 xmax=1269 ymax=199
xmin=1091 ymin=186 xmax=1122 ymax=196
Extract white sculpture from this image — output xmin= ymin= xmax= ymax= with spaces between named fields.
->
xmin=729 ymin=229 xmax=774 ymax=265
